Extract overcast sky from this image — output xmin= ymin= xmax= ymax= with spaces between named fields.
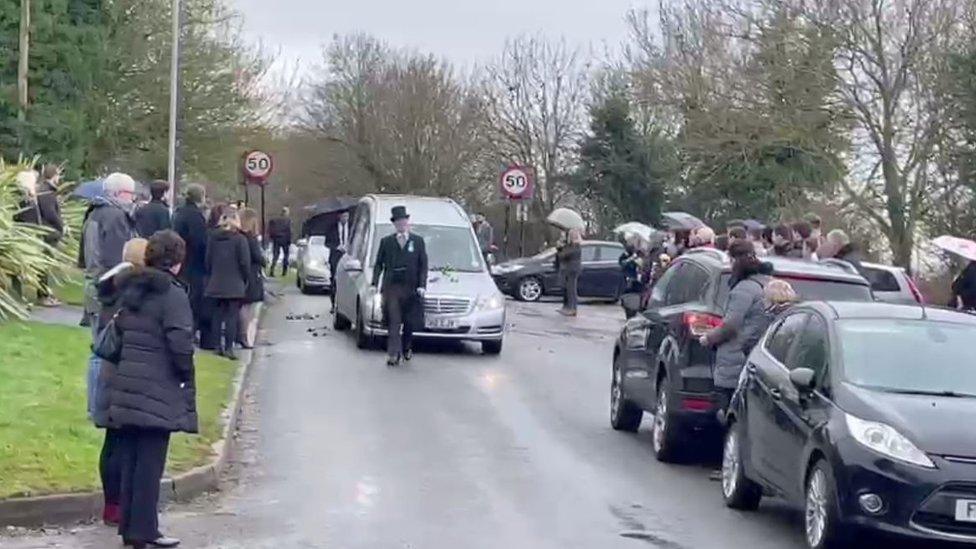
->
xmin=231 ymin=0 xmax=650 ymax=72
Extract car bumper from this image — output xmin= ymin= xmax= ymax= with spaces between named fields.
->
xmin=831 ymin=438 xmax=976 ymax=543
xmin=302 ymin=268 xmax=332 ymax=288
xmin=492 ymin=275 xmax=516 ymax=294
xmin=364 ymin=307 xmax=506 ymax=342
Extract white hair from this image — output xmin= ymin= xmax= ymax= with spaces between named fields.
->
xmin=15 ymin=171 xmax=38 ymax=195
xmin=825 ymin=229 xmax=850 ymax=247
xmin=103 ymin=172 xmax=136 ymax=197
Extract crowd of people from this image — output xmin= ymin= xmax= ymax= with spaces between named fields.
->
xmin=14 ymin=171 xmax=277 ymax=549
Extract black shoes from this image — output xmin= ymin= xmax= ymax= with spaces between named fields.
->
xmin=386 ymin=355 xmax=400 ymax=367
xmin=403 ymin=348 xmax=413 ymax=362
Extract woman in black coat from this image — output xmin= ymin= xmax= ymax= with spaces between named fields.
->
xmin=106 ymin=230 xmax=196 ymax=549
xmin=205 ymin=212 xmax=251 ymax=359
xmin=239 ymin=208 xmax=266 ymax=348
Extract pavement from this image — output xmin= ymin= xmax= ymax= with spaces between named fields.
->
xmin=0 ymin=290 xmax=945 ymax=548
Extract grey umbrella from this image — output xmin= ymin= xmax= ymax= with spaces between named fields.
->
xmin=546 ymin=208 xmax=585 ymax=231
xmin=661 ymin=211 xmax=706 ymax=231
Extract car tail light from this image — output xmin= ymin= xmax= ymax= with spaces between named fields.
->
xmin=906 ymin=276 xmax=925 ymax=304
xmin=681 ymin=397 xmax=714 ymax=411
xmin=684 ymin=311 xmax=723 ymax=336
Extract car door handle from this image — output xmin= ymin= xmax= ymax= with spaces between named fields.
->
xmin=746 ymin=364 xmax=757 ymax=374
xmin=769 ymin=387 xmax=782 ymax=400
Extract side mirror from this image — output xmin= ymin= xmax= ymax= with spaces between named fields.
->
xmin=789 ymin=368 xmax=817 ymax=392
xmin=344 ymin=259 xmax=363 ymax=273
xmin=296 ymin=238 xmax=308 ymax=247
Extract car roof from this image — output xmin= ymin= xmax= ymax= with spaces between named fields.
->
xmin=682 ymin=250 xmax=869 ymax=285
xmin=860 ymin=261 xmax=907 ymax=275
xmin=583 ymin=240 xmax=623 ymax=246
xmin=364 ymin=194 xmax=470 ymax=227
xmin=807 ymin=301 xmax=976 ymax=324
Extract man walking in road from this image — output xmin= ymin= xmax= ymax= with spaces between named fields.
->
xmin=372 ymin=206 xmax=428 ymax=367
xmin=134 ymin=180 xmax=172 ymax=238
xmin=329 ymin=210 xmax=352 ymax=312
xmin=267 ymin=207 xmax=293 ymax=277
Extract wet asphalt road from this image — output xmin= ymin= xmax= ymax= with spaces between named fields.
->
xmin=0 ymin=288 xmax=949 ymax=549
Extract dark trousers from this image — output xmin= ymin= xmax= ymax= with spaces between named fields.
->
xmin=212 ymin=299 xmax=242 ymax=352
xmin=329 ymin=249 xmax=344 ymax=305
xmin=384 ymin=284 xmax=417 ymax=358
xmin=271 ymin=241 xmax=290 ymax=276
xmin=185 ymin=273 xmax=206 ymax=342
xmin=562 ymin=271 xmax=580 ymax=312
xmin=100 ymin=428 xmax=123 ymax=506
xmin=118 ymin=429 xmax=170 ymax=543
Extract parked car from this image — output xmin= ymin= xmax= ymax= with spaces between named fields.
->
xmin=295 ymin=235 xmax=331 ymax=294
xmin=491 ymin=240 xmax=626 ymax=302
xmin=860 ymin=261 xmax=924 ymax=305
xmin=722 ymin=301 xmax=976 ymax=548
xmin=332 ymin=195 xmax=506 ymax=355
xmin=610 ymin=248 xmax=874 ymax=462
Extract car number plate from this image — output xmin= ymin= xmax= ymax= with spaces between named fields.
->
xmin=955 ymin=500 xmax=976 ymax=522
xmin=425 ymin=316 xmax=458 ymax=330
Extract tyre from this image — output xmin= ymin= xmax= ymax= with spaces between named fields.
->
xmin=333 ymin=304 xmax=352 ymax=331
xmin=516 ymin=277 xmax=543 ymax=302
xmin=722 ymin=421 xmax=762 ymax=510
xmin=610 ymin=358 xmax=642 ymax=432
xmin=652 ymin=376 xmax=683 ymax=462
xmin=298 ymin=277 xmax=310 ymax=295
xmin=482 ymin=339 xmax=503 ymax=355
xmin=355 ymin=303 xmax=371 ymax=350
xmin=804 ymin=459 xmax=850 ymax=549
xmin=296 ymin=272 xmax=302 ymax=289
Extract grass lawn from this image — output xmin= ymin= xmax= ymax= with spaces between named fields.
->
xmin=0 ymin=322 xmax=238 ymax=499
xmin=53 ymin=269 xmax=86 ymax=307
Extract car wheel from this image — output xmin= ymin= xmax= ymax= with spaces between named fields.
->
xmin=298 ymin=277 xmax=310 ymax=295
xmin=482 ymin=340 xmax=503 ymax=355
xmin=333 ymin=297 xmax=352 ymax=331
xmin=722 ymin=421 xmax=762 ymax=510
xmin=610 ymin=358 xmax=642 ymax=432
xmin=355 ymin=302 xmax=371 ymax=350
xmin=517 ymin=277 xmax=543 ymax=302
xmin=805 ymin=459 xmax=849 ymax=549
xmin=652 ymin=376 xmax=683 ymax=462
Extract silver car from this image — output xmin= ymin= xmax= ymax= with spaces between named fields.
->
xmin=296 ymin=236 xmax=332 ymax=294
xmin=860 ymin=261 xmax=923 ymax=305
xmin=332 ymin=195 xmax=506 ymax=355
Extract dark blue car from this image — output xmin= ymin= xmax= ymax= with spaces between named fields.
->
xmin=722 ymin=301 xmax=976 ymax=548
xmin=491 ymin=240 xmax=625 ymax=302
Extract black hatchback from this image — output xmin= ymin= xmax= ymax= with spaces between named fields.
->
xmin=610 ymin=249 xmax=874 ymax=462
xmin=721 ymin=302 xmax=976 ymax=548
xmin=492 ymin=240 xmax=625 ymax=302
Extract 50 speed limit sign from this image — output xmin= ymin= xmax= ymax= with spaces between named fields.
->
xmin=499 ymin=165 xmax=534 ymax=200
xmin=243 ymin=150 xmax=273 ymax=183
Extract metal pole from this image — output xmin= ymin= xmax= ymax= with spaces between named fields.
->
xmin=503 ymin=200 xmax=511 ymax=258
xmin=244 ymin=184 xmax=250 ymax=207
xmin=518 ymin=202 xmax=525 ymax=257
xmin=17 ymin=0 xmax=29 ymax=125
xmin=166 ymin=0 xmax=181 ymax=215
xmin=260 ymin=184 xmax=267 ymax=238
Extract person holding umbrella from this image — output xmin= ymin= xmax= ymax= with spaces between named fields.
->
xmin=556 ymin=228 xmax=583 ymax=317
xmin=934 ymin=236 xmax=976 ymax=311
xmin=372 ymin=206 xmax=428 ymax=367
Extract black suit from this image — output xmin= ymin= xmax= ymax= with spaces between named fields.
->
xmin=372 ymin=232 xmax=428 ymax=358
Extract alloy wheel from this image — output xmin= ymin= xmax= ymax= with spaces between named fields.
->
xmin=722 ymin=430 xmax=740 ymax=499
xmin=653 ymin=387 xmax=668 ymax=453
xmin=805 ymin=469 xmax=828 ymax=548
xmin=519 ymin=278 xmax=542 ymax=302
xmin=611 ymin=367 xmax=622 ymax=419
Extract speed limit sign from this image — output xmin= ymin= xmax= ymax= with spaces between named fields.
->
xmin=499 ymin=165 xmax=534 ymax=200
xmin=243 ymin=150 xmax=273 ymax=183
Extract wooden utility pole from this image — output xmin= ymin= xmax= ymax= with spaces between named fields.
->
xmin=17 ymin=0 xmax=30 ymax=123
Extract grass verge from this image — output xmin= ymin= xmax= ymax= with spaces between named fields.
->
xmin=53 ymin=268 xmax=86 ymax=307
xmin=0 ymin=321 xmax=238 ymax=499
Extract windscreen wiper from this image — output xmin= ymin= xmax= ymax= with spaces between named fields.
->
xmin=883 ymin=388 xmax=976 ymax=399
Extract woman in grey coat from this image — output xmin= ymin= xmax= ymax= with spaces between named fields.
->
xmin=700 ymin=240 xmax=773 ymax=413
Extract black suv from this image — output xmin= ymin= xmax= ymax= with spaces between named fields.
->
xmin=610 ymin=248 xmax=874 ymax=462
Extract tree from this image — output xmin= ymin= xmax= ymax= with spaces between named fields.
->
xmin=572 ymin=74 xmax=675 ymax=228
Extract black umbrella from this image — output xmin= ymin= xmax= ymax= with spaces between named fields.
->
xmin=304 ymin=196 xmax=358 ymax=216
xmin=661 ymin=211 xmax=706 ymax=231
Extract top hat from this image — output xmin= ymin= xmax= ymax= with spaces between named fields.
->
xmin=391 ymin=206 xmax=410 ymax=222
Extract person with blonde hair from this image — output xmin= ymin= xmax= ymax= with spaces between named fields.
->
xmin=556 ymin=228 xmax=583 ymax=316
xmin=205 ymin=211 xmax=251 ymax=358
xmin=239 ymin=209 xmax=266 ymax=348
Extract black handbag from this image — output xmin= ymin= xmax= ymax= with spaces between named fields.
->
xmin=93 ymin=310 xmax=123 ymax=363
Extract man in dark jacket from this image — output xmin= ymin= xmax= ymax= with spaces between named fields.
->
xmin=267 ymin=207 xmax=292 ymax=277
xmin=372 ymin=206 xmax=428 ymax=367
xmin=328 ymin=210 xmax=352 ymax=312
xmin=81 ymin=173 xmax=137 ymax=329
xmin=107 ymin=230 xmax=193 ymax=549
xmin=22 ymin=165 xmax=66 ymax=306
xmin=133 ymin=180 xmax=171 ymax=238
xmin=171 ymin=184 xmax=208 ymax=340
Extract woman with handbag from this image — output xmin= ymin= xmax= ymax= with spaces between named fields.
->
xmin=100 ymin=230 xmax=196 ymax=549
xmin=91 ymin=237 xmax=148 ymax=528
xmin=239 ymin=208 xmax=266 ymax=348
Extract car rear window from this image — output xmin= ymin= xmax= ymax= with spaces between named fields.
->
xmin=862 ymin=267 xmax=901 ymax=292
xmin=718 ymin=274 xmax=872 ymax=306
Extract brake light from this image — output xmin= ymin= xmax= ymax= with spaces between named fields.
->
xmin=906 ymin=276 xmax=925 ymax=304
xmin=681 ymin=397 xmax=714 ymax=411
xmin=684 ymin=311 xmax=723 ymax=336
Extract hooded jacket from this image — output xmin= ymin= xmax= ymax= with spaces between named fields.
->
xmin=105 ymin=268 xmax=198 ymax=433
xmin=205 ymin=228 xmax=251 ymax=299
xmin=707 ymin=262 xmax=773 ymax=389
xmin=81 ymin=197 xmax=136 ymax=277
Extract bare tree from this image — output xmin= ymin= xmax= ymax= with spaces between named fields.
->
xmin=483 ymin=36 xmax=590 ymax=213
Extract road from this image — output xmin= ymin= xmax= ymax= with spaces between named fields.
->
xmin=0 ymin=288 xmax=939 ymax=549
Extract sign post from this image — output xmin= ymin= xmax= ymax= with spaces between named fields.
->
xmin=242 ymin=150 xmax=274 ymax=237
xmin=499 ymin=165 xmax=534 ymax=257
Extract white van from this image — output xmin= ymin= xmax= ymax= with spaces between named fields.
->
xmin=332 ymin=195 xmax=506 ymax=355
